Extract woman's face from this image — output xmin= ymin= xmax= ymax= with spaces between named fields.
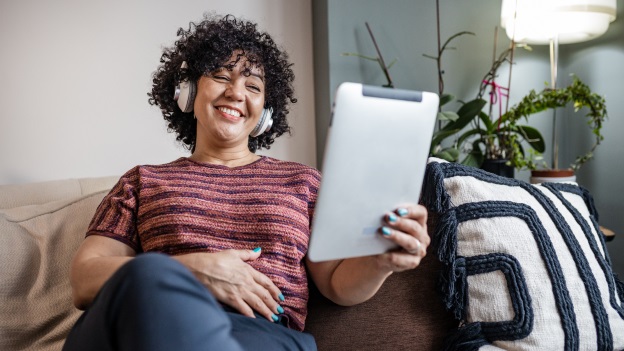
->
xmin=193 ymin=52 xmax=266 ymax=147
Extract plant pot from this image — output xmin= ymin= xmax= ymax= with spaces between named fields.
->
xmin=481 ymin=159 xmax=515 ymax=178
xmin=530 ymin=169 xmax=576 ymax=184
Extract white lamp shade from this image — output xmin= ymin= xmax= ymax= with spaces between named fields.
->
xmin=501 ymin=0 xmax=617 ymax=44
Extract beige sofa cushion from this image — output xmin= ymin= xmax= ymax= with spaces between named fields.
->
xmin=0 ymin=190 xmax=109 ymax=351
xmin=0 ymin=176 xmax=118 ymax=209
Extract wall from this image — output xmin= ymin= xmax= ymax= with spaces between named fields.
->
xmin=0 ymin=0 xmax=316 ymax=184
xmin=313 ymin=0 xmax=623 ymax=276
xmin=314 ymin=0 xmax=553 ymax=179
xmin=561 ymin=2 xmax=624 ymax=280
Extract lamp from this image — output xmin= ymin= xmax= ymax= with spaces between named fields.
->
xmin=500 ymin=0 xmax=616 ymax=170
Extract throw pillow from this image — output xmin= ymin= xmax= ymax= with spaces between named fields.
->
xmin=422 ymin=158 xmax=624 ymax=350
xmin=0 ymin=190 xmax=108 ymax=351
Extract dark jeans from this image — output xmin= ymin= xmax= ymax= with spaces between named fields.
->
xmin=63 ymin=253 xmax=316 ymax=351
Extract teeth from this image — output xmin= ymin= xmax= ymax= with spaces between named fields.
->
xmin=218 ymin=107 xmax=241 ymax=117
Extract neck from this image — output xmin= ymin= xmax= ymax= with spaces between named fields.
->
xmin=189 ymin=149 xmax=260 ymax=168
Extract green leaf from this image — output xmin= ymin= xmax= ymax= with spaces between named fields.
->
xmin=440 ymin=94 xmax=455 ymax=107
xmin=461 ymin=141 xmax=484 ymax=167
xmin=437 ymin=111 xmax=459 ymax=122
xmin=477 ymin=111 xmax=495 ymax=133
xmin=461 ymin=152 xmax=483 ymax=168
xmin=430 ymin=129 xmax=461 ymax=151
xmin=442 ymin=98 xmax=487 ymax=132
xmin=435 ymin=147 xmax=460 ymax=162
xmin=516 ymin=125 xmax=546 ymax=153
xmin=457 ymin=128 xmax=486 ymax=148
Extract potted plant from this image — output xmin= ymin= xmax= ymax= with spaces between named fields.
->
xmin=426 ymin=23 xmax=544 ymax=178
xmin=342 ymin=6 xmax=607 ymax=179
xmin=502 ymin=76 xmax=607 ymax=181
xmin=426 ymin=2 xmax=607 ymax=178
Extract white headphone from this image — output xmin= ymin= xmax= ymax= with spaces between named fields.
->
xmin=173 ymin=61 xmax=273 ymax=137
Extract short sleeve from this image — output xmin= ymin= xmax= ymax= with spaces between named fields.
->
xmin=307 ymin=169 xmax=321 ymax=228
xmin=86 ymin=167 xmax=141 ymax=251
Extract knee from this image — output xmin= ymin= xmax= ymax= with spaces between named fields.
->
xmin=123 ymin=252 xmax=179 ymax=274
xmin=113 ymin=253 xmax=196 ymax=299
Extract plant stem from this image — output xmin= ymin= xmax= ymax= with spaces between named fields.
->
xmin=365 ymin=22 xmax=394 ymax=88
xmin=436 ymin=0 xmax=443 ymax=97
xmin=505 ymin=41 xmax=515 ymax=115
xmin=487 ymin=27 xmax=498 ymax=121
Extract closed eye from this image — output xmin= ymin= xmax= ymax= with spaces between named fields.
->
xmin=247 ymin=84 xmax=262 ymax=93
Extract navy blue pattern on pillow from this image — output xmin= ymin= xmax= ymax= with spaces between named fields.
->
xmin=422 ymin=159 xmax=624 ymax=351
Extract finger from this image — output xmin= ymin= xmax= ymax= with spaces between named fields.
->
xmin=243 ymin=288 xmax=280 ymax=323
xmin=395 ymin=204 xmax=428 ymax=224
xmin=378 ymin=251 xmax=423 ymax=272
xmin=383 ymin=213 xmax=430 ymax=248
xmin=232 ymin=247 xmax=262 ymax=261
xmin=252 ymin=285 xmax=284 ymax=321
xmin=380 ymin=226 xmax=426 ymax=256
xmin=249 ymin=266 xmax=285 ymax=303
xmin=227 ymin=296 xmax=256 ymax=319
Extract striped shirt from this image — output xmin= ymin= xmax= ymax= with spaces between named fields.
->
xmin=87 ymin=156 xmax=321 ymax=331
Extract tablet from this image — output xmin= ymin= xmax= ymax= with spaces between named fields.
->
xmin=307 ymin=82 xmax=439 ymax=262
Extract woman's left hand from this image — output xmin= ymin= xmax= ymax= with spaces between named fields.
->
xmin=374 ymin=203 xmax=430 ymax=272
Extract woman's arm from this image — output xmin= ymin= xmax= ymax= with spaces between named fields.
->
xmin=70 ymin=236 xmax=284 ymax=322
xmin=306 ymin=203 xmax=430 ymax=306
xmin=70 ymin=235 xmax=136 ymax=310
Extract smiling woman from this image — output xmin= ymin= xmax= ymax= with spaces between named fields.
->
xmin=147 ymin=15 xmax=297 ymax=154
xmin=63 ymin=13 xmax=432 ymax=351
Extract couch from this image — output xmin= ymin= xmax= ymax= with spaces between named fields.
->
xmin=4 ymin=164 xmax=623 ymax=350
xmin=0 ymin=176 xmax=458 ymax=351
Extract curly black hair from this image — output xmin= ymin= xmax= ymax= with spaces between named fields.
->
xmin=148 ymin=14 xmax=297 ymax=152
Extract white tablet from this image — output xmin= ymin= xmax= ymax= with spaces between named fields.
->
xmin=307 ymin=82 xmax=439 ymax=262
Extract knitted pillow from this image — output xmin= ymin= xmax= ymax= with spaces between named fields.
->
xmin=422 ymin=158 xmax=624 ymax=350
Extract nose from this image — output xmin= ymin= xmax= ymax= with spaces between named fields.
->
xmin=224 ymin=81 xmax=245 ymax=101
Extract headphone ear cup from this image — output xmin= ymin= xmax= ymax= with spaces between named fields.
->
xmin=250 ymin=108 xmax=274 ymax=137
xmin=176 ymin=80 xmax=196 ymax=113
xmin=173 ymin=61 xmax=196 ymax=113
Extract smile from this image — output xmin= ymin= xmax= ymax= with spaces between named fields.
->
xmin=217 ymin=106 xmax=243 ymax=118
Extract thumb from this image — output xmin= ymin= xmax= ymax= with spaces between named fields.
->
xmin=236 ymin=247 xmax=262 ymax=261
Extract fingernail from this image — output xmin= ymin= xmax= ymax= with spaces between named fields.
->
xmin=387 ymin=213 xmax=398 ymax=223
xmin=278 ymin=293 xmax=285 ymax=301
xmin=253 ymin=247 xmax=262 ymax=253
xmin=277 ymin=305 xmax=284 ymax=314
xmin=397 ymin=208 xmax=409 ymax=217
xmin=271 ymin=314 xmax=279 ymax=322
xmin=381 ymin=226 xmax=392 ymax=236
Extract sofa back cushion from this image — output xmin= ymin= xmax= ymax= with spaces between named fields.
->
xmin=0 ymin=189 xmax=109 ymax=351
xmin=0 ymin=176 xmax=118 ymax=209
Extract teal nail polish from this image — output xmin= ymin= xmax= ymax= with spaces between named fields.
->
xmin=253 ymin=247 xmax=261 ymax=253
xmin=271 ymin=314 xmax=279 ymax=322
xmin=277 ymin=305 xmax=284 ymax=314
xmin=388 ymin=213 xmax=398 ymax=223
xmin=381 ymin=226 xmax=392 ymax=236
xmin=278 ymin=293 xmax=285 ymax=301
xmin=397 ymin=208 xmax=409 ymax=217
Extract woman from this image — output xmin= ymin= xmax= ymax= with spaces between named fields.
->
xmin=64 ymin=14 xmax=430 ymax=351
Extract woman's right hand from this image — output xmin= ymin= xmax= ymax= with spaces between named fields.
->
xmin=173 ymin=248 xmax=284 ymax=322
